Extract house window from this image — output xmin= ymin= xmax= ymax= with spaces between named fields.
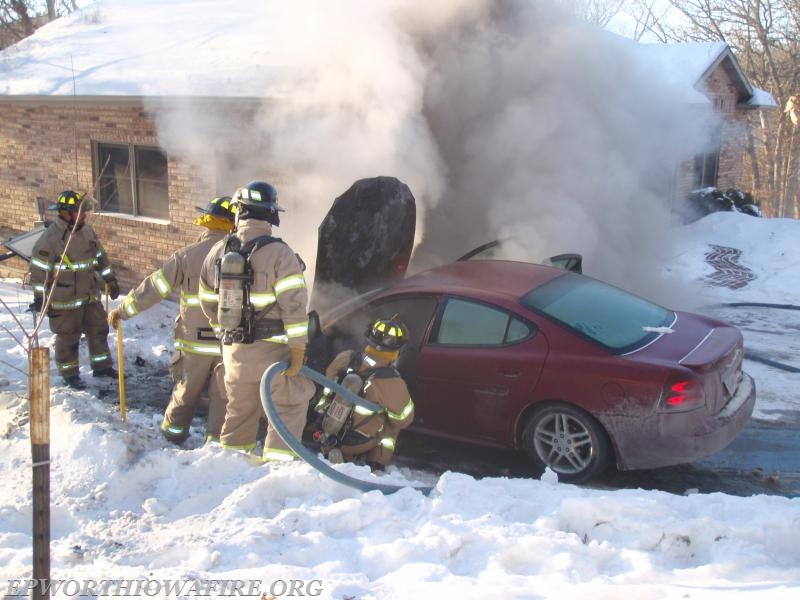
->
xmin=693 ymin=123 xmax=722 ymax=189
xmin=94 ymin=142 xmax=169 ymax=219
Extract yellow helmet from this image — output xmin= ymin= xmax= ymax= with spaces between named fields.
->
xmin=49 ymin=190 xmax=90 ymax=212
xmin=365 ymin=316 xmax=409 ymax=351
xmin=196 ymin=196 xmax=237 ymax=221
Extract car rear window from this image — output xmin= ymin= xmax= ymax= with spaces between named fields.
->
xmin=520 ymin=272 xmax=674 ymax=353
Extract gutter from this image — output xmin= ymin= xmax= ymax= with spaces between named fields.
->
xmin=0 ymin=94 xmax=276 ymax=105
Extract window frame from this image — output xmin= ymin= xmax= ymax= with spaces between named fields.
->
xmin=429 ymin=295 xmax=537 ymax=348
xmin=692 ymin=122 xmax=722 ymax=189
xmin=93 ymin=141 xmax=170 ymax=220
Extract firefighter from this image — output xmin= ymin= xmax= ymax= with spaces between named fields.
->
xmin=28 ymin=190 xmax=120 ymax=390
xmin=107 ymin=197 xmax=237 ymax=444
xmin=198 ymin=180 xmax=314 ymax=460
xmin=316 ymin=316 xmax=415 ymax=469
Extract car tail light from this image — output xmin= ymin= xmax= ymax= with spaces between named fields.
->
xmin=660 ymin=379 xmax=705 ymax=412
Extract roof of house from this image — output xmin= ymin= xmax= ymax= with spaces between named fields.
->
xmin=0 ymin=0 xmax=777 ymax=111
xmin=0 ymin=0 xmax=345 ymax=100
xmin=638 ymin=41 xmax=776 ymax=109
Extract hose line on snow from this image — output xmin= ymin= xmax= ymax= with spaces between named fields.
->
xmin=744 ymin=351 xmax=800 ymax=373
xmin=714 ymin=301 xmax=800 ymax=311
xmin=259 ymin=361 xmax=434 ymax=496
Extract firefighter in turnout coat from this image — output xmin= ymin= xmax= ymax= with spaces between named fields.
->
xmin=199 ymin=181 xmax=314 ymax=460
xmin=317 ymin=316 xmax=415 ymax=468
xmin=29 ymin=191 xmax=120 ymax=390
xmin=107 ymin=197 xmax=237 ymax=443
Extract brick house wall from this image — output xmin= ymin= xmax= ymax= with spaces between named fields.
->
xmin=0 ymin=55 xmax=763 ymax=288
xmin=703 ymin=62 xmax=748 ymax=191
xmin=674 ymin=60 xmax=751 ymax=202
xmin=0 ymin=99 xmax=213 ymax=290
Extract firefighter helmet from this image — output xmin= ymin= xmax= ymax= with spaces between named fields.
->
xmin=49 ymin=190 xmax=90 ymax=212
xmin=196 ymin=196 xmax=237 ymax=221
xmin=232 ymin=180 xmax=283 ymax=226
xmin=365 ymin=316 xmax=409 ymax=352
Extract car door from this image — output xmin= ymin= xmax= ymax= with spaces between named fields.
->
xmin=411 ymin=297 xmax=549 ymax=446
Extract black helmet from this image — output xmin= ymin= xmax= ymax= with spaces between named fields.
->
xmin=49 ymin=190 xmax=90 ymax=212
xmin=195 ymin=196 xmax=237 ymax=221
xmin=365 ymin=316 xmax=409 ymax=352
xmin=232 ymin=180 xmax=283 ymax=226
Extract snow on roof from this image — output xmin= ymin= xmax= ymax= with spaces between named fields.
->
xmin=0 ymin=1 xmax=775 ymax=110
xmin=637 ymin=40 xmax=776 ymax=109
xmin=0 ymin=0 xmax=385 ymax=99
xmin=741 ymin=86 xmax=778 ymax=109
xmin=639 ymin=41 xmax=729 ymax=84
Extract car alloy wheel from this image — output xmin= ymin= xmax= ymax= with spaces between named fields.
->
xmin=521 ymin=403 xmax=612 ymax=484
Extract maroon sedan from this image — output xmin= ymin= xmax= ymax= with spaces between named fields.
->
xmin=315 ymin=259 xmax=756 ymax=483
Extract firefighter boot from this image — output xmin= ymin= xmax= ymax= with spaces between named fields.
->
xmin=160 ymin=417 xmax=190 ymax=444
xmin=93 ymin=367 xmax=118 ymax=379
xmin=63 ymin=375 xmax=87 ymax=390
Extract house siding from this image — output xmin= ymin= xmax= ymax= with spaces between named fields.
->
xmin=0 ymin=100 xmax=210 ymax=289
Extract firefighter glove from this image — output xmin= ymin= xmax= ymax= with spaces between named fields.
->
xmin=106 ymin=278 xmax=120 ymax=300
xmin=107 ymin=307 xmax=122 ymax=328
xmin=285 ymin=344 xmax=306 ymax=377
xmin=28 ymin=297 xmax=43 ymax=313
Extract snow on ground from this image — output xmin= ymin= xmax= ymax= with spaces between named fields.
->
xmin=1 ymin=211 xmax=799 ymax=598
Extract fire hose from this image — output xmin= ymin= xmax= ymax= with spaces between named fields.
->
xmin=260 ymin=361 xmax=434 ymax=496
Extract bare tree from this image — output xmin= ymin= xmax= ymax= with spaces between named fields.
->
xmin=1 ymin=0 xmax=79 ymax=50
xmin=623 ymin=0 xmax=678 ymax=41
xmin=557 ymin=0 xmax=628 ymax=27
xmin=0 ymin=1 xmax=36 ymax=47
xmin=626 ymin=0 xmax=800 ymax=217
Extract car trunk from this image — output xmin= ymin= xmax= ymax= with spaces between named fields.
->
xmin=679 ymin=326 xmax=745 ymax=415
xmin=634 ymin=311 xmax=745 ymax=415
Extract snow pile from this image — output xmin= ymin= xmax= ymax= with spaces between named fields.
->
xmin=2 ymin=212 xmax=800 ymax=597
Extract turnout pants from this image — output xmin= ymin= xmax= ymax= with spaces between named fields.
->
xmin=48 ymin=302 xmax=112 ymax=378
xmin=166 ymin=351 xmax=228 ymax=437
xmin=220 ymin=341 xmax=314 ymax=458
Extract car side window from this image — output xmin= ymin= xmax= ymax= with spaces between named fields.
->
xmin=434 ymin=298 xmax=532 ymax=346
xmin=506 ymin=317 xmax=531 ymax=343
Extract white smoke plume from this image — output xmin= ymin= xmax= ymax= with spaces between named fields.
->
xmin=149 ymin=0 xmax=714 ymax=310
xmin=399 ymin=0 xmax=712 ymax=308
xmin=148 ymin=0 xmax=444 ymax=283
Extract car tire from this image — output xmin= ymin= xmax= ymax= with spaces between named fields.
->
xmin=521 ymin=403 xmax=612 ymax=484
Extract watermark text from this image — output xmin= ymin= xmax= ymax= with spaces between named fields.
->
xmin=4 ymin=579 xmax=323 ymax=597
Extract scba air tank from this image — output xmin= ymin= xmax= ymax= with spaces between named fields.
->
xmin=217 ymin=250 xmax=246 ymax=330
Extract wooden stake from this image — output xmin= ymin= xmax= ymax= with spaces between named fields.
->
xmin=116 ymin=320 xmax=126 ymax=423
xmin=30 ymin=347 xmax=51 ymax=600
